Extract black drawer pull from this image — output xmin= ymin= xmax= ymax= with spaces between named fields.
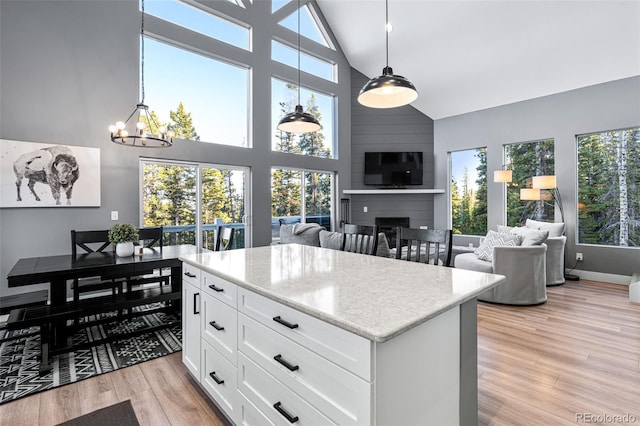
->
xmin=273 ymin=402 xmax=298 ymax=423
xmin=273 ymin=316 xmax=299 ymax=329
xmin=209 ymin=371 xmax=224 ymax=385
xmin=185 ymin=272 xmax=196 ymax=278
xmin=210 ymin=321 xmax=225 ymax=331
xmin=193 ymin=293 xmax=200 ymax=315
xmin=208 ymin=284 xmax=224 ymax=292
xmin=274 ymin=354 xmax=299 ymax=372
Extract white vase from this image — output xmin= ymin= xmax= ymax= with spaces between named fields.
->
xmin=116 ymin=241 xmax=134 ymax=257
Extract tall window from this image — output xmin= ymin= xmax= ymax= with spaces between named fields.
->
xmin=450 ymin=148 xmax=487 ymax=236
xmin=577 ymin=127 xmax=640 ymax=247
xmin=141 ymin=160 xmax=249 ymax=250
xmin=504 ymin=139 xmax=555 ymax=226
xmin=144 ymin=38 xmax=249 ymax=147
xmin=271 ymin=168 xmax=333 ymax=240
xmin=271 ymin=78 xmax=334 ymax=158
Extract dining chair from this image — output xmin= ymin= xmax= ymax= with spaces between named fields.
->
xmin=70 ymin=229 xmax=125 ymax=302
xmin=126 ymin=226 xmax=170 ymax=294
xmin=215 ymin=226 xmax=236 ymax=251
xmin=395 ymin=227 xmax=453 ymax=266
xmin=341 ymin=224 xmax=379 ymax=255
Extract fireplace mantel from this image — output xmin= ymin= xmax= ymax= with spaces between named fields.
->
xmin=343 ymin=189 xmax=445 ymax=194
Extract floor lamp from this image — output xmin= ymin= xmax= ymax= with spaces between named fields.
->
xmin=521 ymin=175 xmax=579 ymax=281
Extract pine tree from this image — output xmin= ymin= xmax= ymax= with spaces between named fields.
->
xmin=169 ymin=102 xmax=200 ymax=141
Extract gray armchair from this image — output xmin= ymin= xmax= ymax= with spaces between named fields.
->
xmin=544 ymin=236 xmax=566 ymax=286
xmin=455 ymin=244 xmax=547 ymax=305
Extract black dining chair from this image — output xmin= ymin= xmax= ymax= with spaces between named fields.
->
xmin=341 ymin=224 xmax=379 ymax=255
xmin=395 ymin=227 xmax=453 ymax=266
xmin=126 ymin=226 xmax=170 ymax=294
xmin=215 ymin=226 xmax=236 ymax=251
xmin=71 ymin=229 xmax=125 ymax=302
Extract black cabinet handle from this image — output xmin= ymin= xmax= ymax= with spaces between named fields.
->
xmin=209 ymin=371 xmax=224 ymax=385
xmin=208 ymin=284 xmax=224 ymax=292
xmin=210 ymin=321 xmax=225 ymax=331
xmin=193 ymin=293 xmax=200 ymax=315
xmin=273 ymin=316 xmax=299 ymax=329
xmin=274 ymin=354 xmax=299 ymax=372
xmin=185 ymin=272 xmax=196 ymax=278
xmin=273 ymin=402 xmax=298 ymax=423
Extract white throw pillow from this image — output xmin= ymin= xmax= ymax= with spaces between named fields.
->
xmin=525 ymin=218 xmax=565 ymax=237
xmin=497 ymin=225 xmax=548 ymax=246
xmin=474 ymin=230 xmax=522 ymax=262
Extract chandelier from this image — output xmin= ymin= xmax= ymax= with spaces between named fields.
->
xmin=108 ymin=0 xmax=173 ymax=147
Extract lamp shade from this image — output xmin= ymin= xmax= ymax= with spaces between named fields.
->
xmin=532 ymin=175 xmax=557 ymax=189
xmin=520 ymin=188 xmax=541 ymax=200
xmin=358 ymin=67 xmax=418 ymax=108
xmin=277 ymin=105 xmax=322 ymax=134
xmin=493 ymin=169 xmax=513 ymax=183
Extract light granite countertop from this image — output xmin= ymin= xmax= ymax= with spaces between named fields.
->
xmin=180 ymin=244 xmax=505 ymax=342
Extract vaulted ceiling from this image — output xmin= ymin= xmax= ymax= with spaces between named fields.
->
xmin=316 ymin=0 xmax=640 ymax=119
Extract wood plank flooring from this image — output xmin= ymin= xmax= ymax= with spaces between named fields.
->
xmin=0 ymin=279 xmax=638 ymax=425
xmin=478 ymin=280 xmax=640 ymax=425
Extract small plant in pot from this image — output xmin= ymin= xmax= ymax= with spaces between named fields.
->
xmin=109 ymin=223 xmax=139 ymax=257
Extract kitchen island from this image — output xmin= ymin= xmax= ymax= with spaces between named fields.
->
xmin=180 ymin=244 xmax=505 ymax=425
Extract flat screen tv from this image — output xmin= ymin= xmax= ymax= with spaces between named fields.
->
xmin=364 ymin=152 xmax=423 ymax=187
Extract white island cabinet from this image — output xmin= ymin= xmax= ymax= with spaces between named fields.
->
xmin=180 ymin=244 xmax=505 ymax=426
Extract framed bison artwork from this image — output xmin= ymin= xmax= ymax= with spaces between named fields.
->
xmin=0 ymin=140 xmax=100 ymax=207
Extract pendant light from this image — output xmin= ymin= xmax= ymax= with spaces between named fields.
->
xmin=358 ymin=0 xmax=418 ymax=109
xmin=276 ymin=0 xmax=321 ymax=134
xmin=108 ymin=0 xmax=173 ymax=147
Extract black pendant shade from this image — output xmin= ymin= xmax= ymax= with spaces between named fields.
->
xmin=276 ymin=0 xmax=320 ymax=134
xmin=358 ymin=0 xmax=418 ymax=109
xmin=358 ymin=66 xmax=418 ymax=108
xmin=277 ymin=104 xmax=322 ymax=133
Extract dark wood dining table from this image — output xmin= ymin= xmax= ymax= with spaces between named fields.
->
xmin=6 ymin=244 xmax=204 ymax=371
xmin=7 ymin=244 xmax=203 ymax=303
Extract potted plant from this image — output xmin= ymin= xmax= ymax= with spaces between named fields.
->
xmin=109 ymin=223 xmax=139 ymax=257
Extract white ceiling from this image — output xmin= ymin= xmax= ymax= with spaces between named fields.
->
xmin=315 ymin=0 xmax=640 ymax=119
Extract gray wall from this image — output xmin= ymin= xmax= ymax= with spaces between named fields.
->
xmin=0 ymin=0 xmax=352 ymax=296
xmin=434 ymin=76 xmax=640 ymax=277
xmin=349 ymin=68 xmax=436 ymax=233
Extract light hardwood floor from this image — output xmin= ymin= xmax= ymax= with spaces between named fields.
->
xmin=0 ymin=279 xmax=638 ymax=425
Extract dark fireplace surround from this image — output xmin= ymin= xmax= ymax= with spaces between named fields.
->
xmin=375 ymin=217 xmax=410 ymax=249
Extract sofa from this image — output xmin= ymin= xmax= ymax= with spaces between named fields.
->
xmin=455 ymin=230 xmax=547 ymax=305
xmin=278 ymin=224 xmax=392 ymax=258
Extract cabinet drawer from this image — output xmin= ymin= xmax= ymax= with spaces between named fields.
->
xmin=203 ymin=271 xmax=237 ymax=307
xmin=237 ymin=391 xmax=275 ymax=426
xmin=238 ymin=313 xmax=371 ymax=425
xmin=201 ymin=340 xmax=238 ymax=423
xmin=238 ymin=288 xmax=371 ymax=381
xmin=202 ymin=292 xmax=237 ymax=365
xmin=238 ymin=353 xmax=336 ymax=426
xmin=182 ymin=262 xmax=201 ymax=288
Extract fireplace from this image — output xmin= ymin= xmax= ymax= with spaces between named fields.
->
xmin=375 ymin=217 xmax=410 ymax=249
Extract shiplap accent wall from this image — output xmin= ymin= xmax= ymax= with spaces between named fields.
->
xmin=349 ymin=68 xmax=437 ymax=231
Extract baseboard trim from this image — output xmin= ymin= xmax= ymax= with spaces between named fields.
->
xmin=565 ymin=269 xmax=631 ymax=285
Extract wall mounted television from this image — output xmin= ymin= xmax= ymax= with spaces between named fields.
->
xmin=364 ymin=152 xmax=423 ymax=187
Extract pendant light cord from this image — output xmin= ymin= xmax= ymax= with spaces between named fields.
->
xmin=140 ymin=0 xmax=146 ymax=104
xmin=385 ymin=0 xmax=389 ymax=68
xmin=297 ymin=0 xmax=301 ymax=106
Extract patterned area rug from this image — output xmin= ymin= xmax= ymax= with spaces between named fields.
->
xmin=0 ymin=307 xmax=181 ymax=405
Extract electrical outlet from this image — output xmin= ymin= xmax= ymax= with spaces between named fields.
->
xmin=111 ymin=211 xmax=118 ymax=221
xmin=363 ymin=206 xmax=368 ymax=213
xmin=576 ymin=252 xmax=583 ymax=261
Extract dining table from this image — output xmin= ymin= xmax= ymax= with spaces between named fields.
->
xmin=6 ymin=244 xmax=204 ymax=371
